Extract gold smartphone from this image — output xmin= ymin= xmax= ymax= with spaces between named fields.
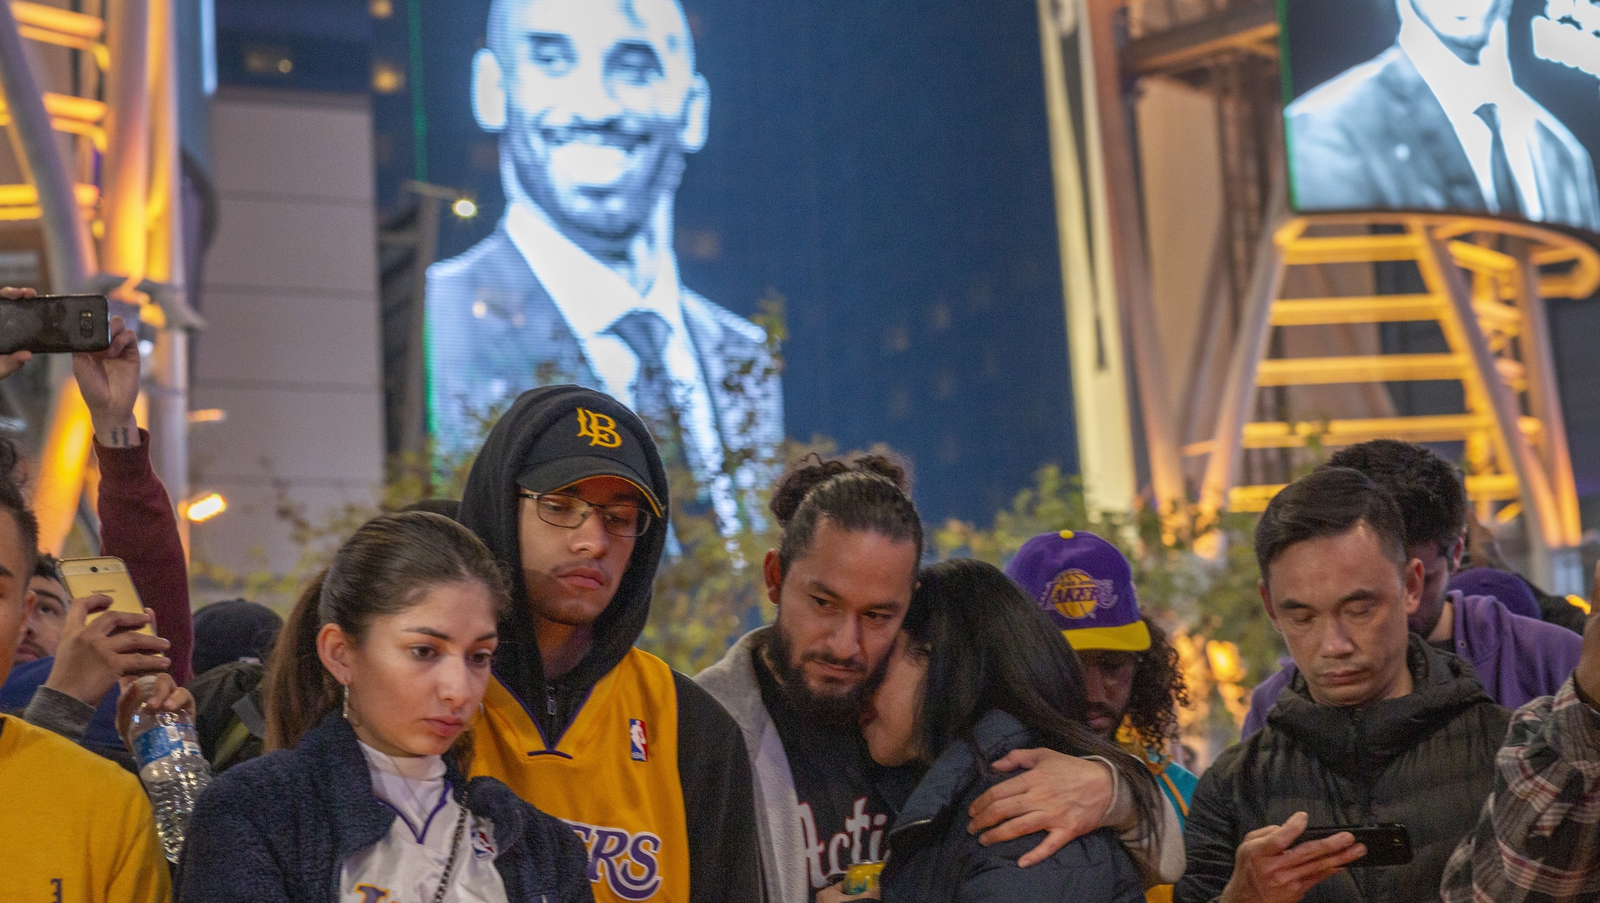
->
xmin=59 ymin=556 xmax=154 ymax=636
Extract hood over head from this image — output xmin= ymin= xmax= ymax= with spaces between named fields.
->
xmin=457 ymin=385 xmax=670 ymax=706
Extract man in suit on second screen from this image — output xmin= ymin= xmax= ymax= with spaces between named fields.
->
xmin=425 ymin=0 xmax=783 ymax=534
xmin=1286 ymin=0 xmax=1600 ymax=233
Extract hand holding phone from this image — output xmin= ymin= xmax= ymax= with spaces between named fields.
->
xmin=1293 ymin=824 xmax=1413 ymax=868
xmin=1219 ymin=812 xmax=1369 ymax=903
xmin=42 ymin=593 xmax=170 ymax=710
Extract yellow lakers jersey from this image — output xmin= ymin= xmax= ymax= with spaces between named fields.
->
xmin=473 ymin=648 xmax=690 ymax=903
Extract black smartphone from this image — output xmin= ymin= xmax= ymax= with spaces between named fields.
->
xmin=0 ymin=293 xmax=110 ymax=354
xmin=1294 ymin=823 xmax=1412 ymax=868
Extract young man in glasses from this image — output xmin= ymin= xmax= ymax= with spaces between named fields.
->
xmin=455 ymin=385 xmax=761 ymax=903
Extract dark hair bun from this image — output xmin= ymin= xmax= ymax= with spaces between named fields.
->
xmin=851 ymin=453 xmax=911 ymax=493
xmin=769 ymin=451 xmax=912 ymax=526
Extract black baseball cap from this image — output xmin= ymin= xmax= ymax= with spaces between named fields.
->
xmin=514 ymin=404 xmax=663 ymax=516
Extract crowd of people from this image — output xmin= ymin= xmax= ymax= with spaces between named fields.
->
xmin=2 ymin=286 xmax=1598 ymax=903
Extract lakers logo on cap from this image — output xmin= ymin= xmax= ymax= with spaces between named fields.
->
xmin=1046 ymin=568 xmax=1116 ymax=620
xmin=577 ymin=408 xmax=622 ymax=448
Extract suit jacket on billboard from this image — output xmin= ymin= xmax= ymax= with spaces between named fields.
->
xmin=1287 ymin=46 xmax=1600 ymax=233
xmin=424 ymin=225 xmax=784 ymax=479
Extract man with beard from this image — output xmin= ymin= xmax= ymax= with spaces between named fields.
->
xmin=696 ymin=454 xmax=1183 ymax=903
xmin=456 ymin=385 xmax=760 ymax=903
xmin=426 ymin=0 xmax=781 ymax=535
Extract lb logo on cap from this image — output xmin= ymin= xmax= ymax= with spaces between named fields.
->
xmin=1047 ymin=568 xmax=1116 ymax=620
xmin=577 ymin=408 xmax=622 ymax=448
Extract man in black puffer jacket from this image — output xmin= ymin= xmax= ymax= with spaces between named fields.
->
xmin=1177 ymin=467 xmax=1511 ymax=903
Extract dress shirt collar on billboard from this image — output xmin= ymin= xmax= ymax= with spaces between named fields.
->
xmin=1398 ymin=12 xmax=1546 ymax=219
xmin=501 ymin=186 xmax=726 ymax=500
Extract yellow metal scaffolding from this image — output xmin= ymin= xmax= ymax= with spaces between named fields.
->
xmin=1197 ymin=213 xmax=1598 ymax=585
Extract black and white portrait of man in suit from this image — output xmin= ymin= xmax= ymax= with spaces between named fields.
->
xmin=425 ymin=0 xmax=783 ymax=532
xmin=1286 ymin=0 xmax=1600 ymax=233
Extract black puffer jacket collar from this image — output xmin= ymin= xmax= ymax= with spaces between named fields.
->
xmin=456 ymin=385 xmax=669 ymax=734
xmin=1267 ymin=634 xmax=1495 ymax=780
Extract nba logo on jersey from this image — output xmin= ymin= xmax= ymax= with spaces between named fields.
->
xmin=471 ymin=826 xmax=496 ymax=860
xmin=629 ymin=718 xmax=648 ymax=762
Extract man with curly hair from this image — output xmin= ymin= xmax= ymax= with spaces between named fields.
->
xmin=1007 ymin=531 xmax=1199 ymax=831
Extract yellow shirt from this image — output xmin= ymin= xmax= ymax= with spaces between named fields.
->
xmin=0 ymin=714 xmax=170 ymax=903
xmin=472 ymin=648 xmax=690 ymax=903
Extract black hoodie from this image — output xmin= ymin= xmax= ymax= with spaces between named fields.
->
xmin=1177 ymin=636 xmax=1511 ymax=903
xmin=458 ymin=385 xmax=761 ymax=903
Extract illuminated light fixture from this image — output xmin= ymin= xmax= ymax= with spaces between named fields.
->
xmin=187 ymin=408 xmax=227 ymax=424
xmin=187 ymin=493 xmax=227 ymax=523
xmin=1205 ymin=640 xmax=1246 ymax=683
xmin=370 ymin=0 xmax=394 ymax=17
xmin=372 ymin=61 xmax=405 ymax=94
xmin=452 ymin=198 xmax=478 ymax=219
xmin=244 ymin=48 xmax=294 ymax=76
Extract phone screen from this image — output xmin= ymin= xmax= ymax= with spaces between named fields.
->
xmin=59 ymin=556 xmax=153 ymax=636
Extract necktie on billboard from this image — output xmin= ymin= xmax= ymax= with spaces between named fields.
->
xmin=1475 ymin=102 xmax=1524 ymax=217
xmin=607 ymin=309 xmax=701 ymax=507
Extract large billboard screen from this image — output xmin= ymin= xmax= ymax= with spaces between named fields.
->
xmin=1281 ymin=0 xmax=1600 ymax=235
xmin=379 ymin=0 xmax=1079 ymax=526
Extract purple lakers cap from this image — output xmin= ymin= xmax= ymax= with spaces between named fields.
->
xmin=1005 ymin=530 xmax=1150 ymax=652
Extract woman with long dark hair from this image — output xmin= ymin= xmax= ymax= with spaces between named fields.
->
xmin=848 ymin=558 xmax=1160 ymax=902
xmin=176 ymin=511 xmax=592 ymax=903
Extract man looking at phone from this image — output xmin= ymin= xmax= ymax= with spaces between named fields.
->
xmin=1241 ymin=439 xmax=1583 ymax=735
xmin=1440 ymin=567 xmax=1600 ymax=903
xmin=1176 ymin=466 xmax=1510 ymax=903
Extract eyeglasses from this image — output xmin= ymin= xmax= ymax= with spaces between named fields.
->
xmin=518 ymin=490 xmax=654 ymax=538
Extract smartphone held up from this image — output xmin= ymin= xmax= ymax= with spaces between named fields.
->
xmin=0 ymin=293 xmax=110 ymax=355
xmin=60 ymin=556 xmax=155 ymax=636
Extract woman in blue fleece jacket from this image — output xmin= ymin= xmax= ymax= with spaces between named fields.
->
xmin=176 ymin=511 xmax=591 ymax=903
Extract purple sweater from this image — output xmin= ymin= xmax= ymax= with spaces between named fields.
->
xmin=1242 ymin=591 xmax=1583 ymax=738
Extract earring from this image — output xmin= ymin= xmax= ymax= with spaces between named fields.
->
xmin=342 ymin=684 xmax=352 ymax=721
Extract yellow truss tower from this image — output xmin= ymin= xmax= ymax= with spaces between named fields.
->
xmin=1197 ymin=214 xmax=1600 ymax=590
xmin=0 ymin=0 xmax=190 ymax=553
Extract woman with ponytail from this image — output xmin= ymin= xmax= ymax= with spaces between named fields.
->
xmin=176 ymin=511 xmax=592 ymax=903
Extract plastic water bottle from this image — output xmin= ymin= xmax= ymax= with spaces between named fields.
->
xmin=129 ymin=709 xmax=213 ymax=862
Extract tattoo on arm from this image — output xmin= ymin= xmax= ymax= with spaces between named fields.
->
xmin=108 ymin=427 xmax=131 ymax=448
